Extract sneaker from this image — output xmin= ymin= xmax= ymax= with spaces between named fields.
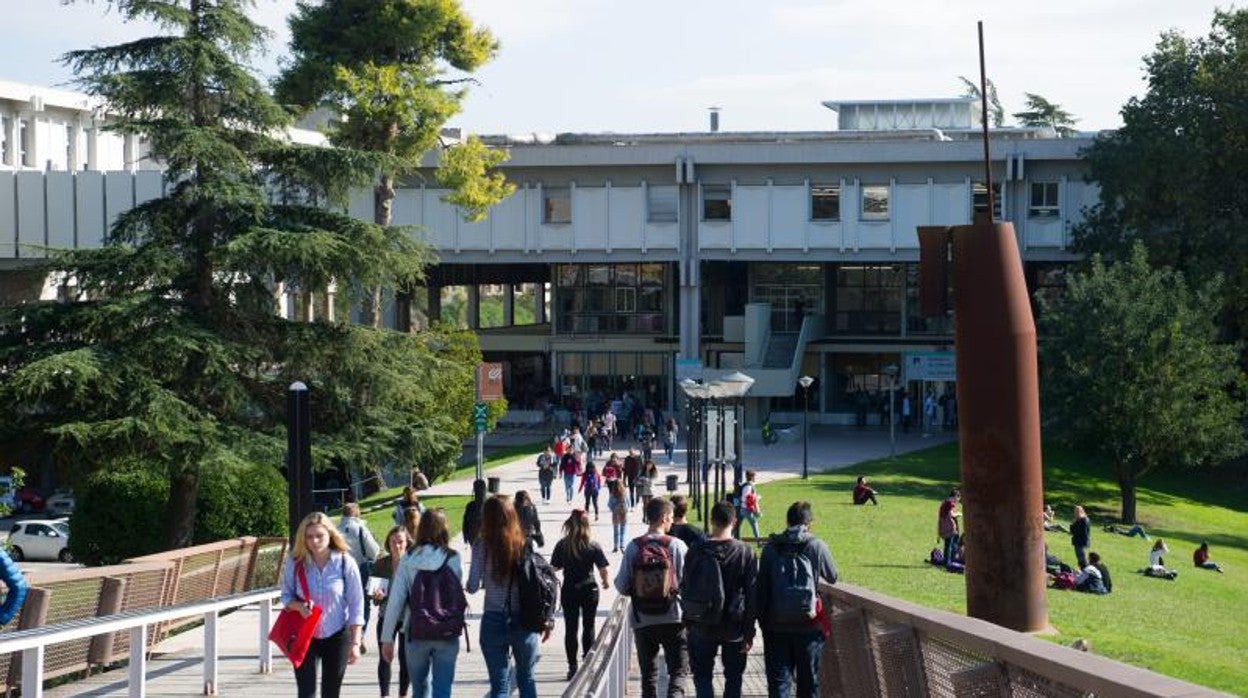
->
xmin=566 ymin=665 xmax=578 ymax=681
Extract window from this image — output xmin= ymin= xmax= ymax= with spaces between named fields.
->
xmin=19 ymin=119 xmax=32 ymax=167
xmin=647 ymin=185 xmax=678 ymax=223
xmin=833 ymin=264 xmax=902 ymax=334
xmin=555 ymin=264 xmax=668 ymax=334
xmin=1029 ymin=182 xmax=1060 ymax=217
xmin=860 ymin=185 xmax=890 ymax=220
xmin=972 ymin=182 xmax=1003 ymax=219
xmin=811 ymin=185 xmax=841 ymax=221
xmin=702 ymin=185 xmax=731 ymax=221
xmin=543 ymin=187 xmax=571 ymax=224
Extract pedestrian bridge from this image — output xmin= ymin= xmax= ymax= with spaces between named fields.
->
xmin=0 ymin=536 xmax=1223 ymax=697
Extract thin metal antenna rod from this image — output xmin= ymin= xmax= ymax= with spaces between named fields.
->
xmin=978 ymin=20 xmax=995 ymax=221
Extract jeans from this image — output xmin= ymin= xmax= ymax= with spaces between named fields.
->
xmin=1074 ymin=545 xmax=1088 ymax=569
xmin=613 ymin=522 xmax=627 ymax=550
xmin=635 ymin=622 xmax=688 ymax=698
xmin=942 ymin=534 xmax=959 ymax=569
xmin=739 ymin=511 xmax=760 ymax=538
xmin=564 ymin=473 xmax=576 ymax=501
xmin=664 ymin=442 xmax=675 ymax=462
xmin=540 ymin=479 xmax=552 ymax=502
xmin=585 ymin=490 xmax=600 ymax=518
xmin=480 ymin=610 xmax=540 ymax=698
xmin=626 ymin=476 xmax=638 ymax=507
xmin=762 ymin=630 xmax=824 ymax=698
xmin=688 ymin=631 xmax=747 ymax=698
xmin=377 ymin=624 xmax=409 ymax=696
xmin=406 ymin=637 xmax=458 ymax=698
xmin=294 ymin=629 xmax=350 ymax=698
xmin=359 ymin=562 xmax=373 ymax=633
xmin=562 ymin=583 xmax=600 ymax=666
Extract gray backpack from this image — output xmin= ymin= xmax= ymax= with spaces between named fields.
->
xmin=768 ymin=537 xmax=818 ymax=626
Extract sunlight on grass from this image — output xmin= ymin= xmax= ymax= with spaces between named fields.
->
xmin=752 ymin=443 xmax=1248 ymax=695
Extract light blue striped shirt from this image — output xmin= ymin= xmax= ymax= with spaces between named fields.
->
xmin=280 ymin=551 xmax=365 ymax=639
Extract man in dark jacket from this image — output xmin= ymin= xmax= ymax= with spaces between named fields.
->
xmin=667 ymin=495 xmax=705 ymax=550
xmin=683 ymin=501 xmax=757 ymax=698
xmin=623 ymin=448 xmax=642 ymax=507
xmin=755 ymin=501 xmax=838 ymax=698
xmin=461 ymin=478 xmax=488 ymax=546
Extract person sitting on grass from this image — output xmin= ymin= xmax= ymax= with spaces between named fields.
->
xmin=1043 ymin=504 xmax=1068 ymax=533
xmin=1144 ymin=539 xmax=1178 ymax=580
xmin=1045 ymin=545 xmax=1073 ymax=575
xmin=1104 ymin=522 xmax=1149 ymax=539
xmin=852 ymin=476 xmax=879 ymax=506
xmin=1074 ymin=552 xmax=1111 ymax=594
xmin=1194 ymin=542 xmax=1225 ymax=573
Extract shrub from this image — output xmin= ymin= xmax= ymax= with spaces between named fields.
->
xmin=194 ymin=459 xmax=288 ymax=544
xmin=69 ymin=468 xmax=168 ymax=566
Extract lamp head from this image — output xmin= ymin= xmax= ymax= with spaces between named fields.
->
xmin=798 ymin=375 xmax=814 ymax=389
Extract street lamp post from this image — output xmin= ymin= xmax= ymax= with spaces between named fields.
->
xmin=679 ymin=378 xmax=709 ymax=520
xmin=798 ymin=375 xmax=814 ymax=479
xmin=884 ymin=364 xmax=899 ymax=458
xmin=717 ymin=371 xmax=756 ymax=498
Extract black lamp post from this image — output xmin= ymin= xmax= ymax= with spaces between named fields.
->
xmin=798 ymin=375 xmax=814 ymax=479
xmin=884 ymin=364 xmax=899 ymax=458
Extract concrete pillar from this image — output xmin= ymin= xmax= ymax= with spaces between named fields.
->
xmin=68 ymin=120 xmax=83 ymax=171
xmin=86 ymin=122 xmax=100 ymax=170
xmin=679 ymin=260 xmax=701 ymax=361
xmin=503 ymin=283 xmax=515 ymax=326
xmin=23 ymin=113 xmax=40 ymax=169
xmin=3 ymin=112 xmax=18 ymax=167
xmin=123 ymin=133 xmax=138 ymax=171
xmin=467 ymin=285 xmax=480 ymax=329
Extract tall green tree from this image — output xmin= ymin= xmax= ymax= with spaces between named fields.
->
xmin=1012 ymin=93 xmax=1078 ymax=136
xmin=1039 ymin=244 xmax=1245 ymax=524
xmin=0 ymin=0 xmax=478 ymax=549
xmin=958 ymin=75 xmax=1005 ymax=127
xmin=275 ymin=0 xmax=514 ymax=327
xmin=1076 ymin=10 xmax=1248 ymax=355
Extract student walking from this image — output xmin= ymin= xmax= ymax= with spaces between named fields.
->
xmin=515 ymin=490 xmax=545 ymax=548
xmin=614 ymin=498 xmax=690 ymax=698
xmin=371 ymin=526 xmax=412 ymax=698
xmin=551 ymin=510 xmax=611 ymax=679
xmin=623 ymin=449 xmax=642 ymax=507
xmin=466 ymin=496 xmax=547 ymax=698
xmin=607 ymin=479 xmax=630 ymax=553
xmin=667 ymin=495 xmax=705 ymax=550
xmin=561 ymin=450 xmax=581 ymax=503
xmin=663 ymin=417 xmax=679 ymax=465
xmin=339 ymin=503 xmax=381 ymax=647
xmin=393 ymin=487 xmax=424 ymax=527
xmin=636 ymin=461 xmax=658 ymax=522
xmin=380 ymin=509 xmax=466 ymax=698
xmin=755 ymin=501 xmax=839 ymax=698
xmin=735 ymin=471 xmax=761 ymax=539
xmin=580 ymin=462 xmax=603 ymax=521
xmin=681 ymin=501 xmax=757 ymax=698
xmin=536 ymin=447 xmax=556 ymax=503
xmin=281 ymin=512 xmax=365 ymax=698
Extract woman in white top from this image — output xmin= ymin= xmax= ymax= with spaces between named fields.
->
xmin=1146 ymin=539 xmax=1178 ymax=579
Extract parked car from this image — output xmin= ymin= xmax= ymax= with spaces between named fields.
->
xmin=14 ymin=488 xmax=45 ymax=514
xmin=45 ymin=491 xmax=75 ymax=516
xmin=7 ymin=519 xmax=72 ymax=562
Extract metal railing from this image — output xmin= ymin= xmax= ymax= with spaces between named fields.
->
xmin=562 ymin=596 xmax=632 ymax=698
xmin=0 ymin=589 xmax=279 ymax=698
xmin=817 ymin=581 xmax=1228 ymax=697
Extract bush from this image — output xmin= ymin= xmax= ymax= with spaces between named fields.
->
xmin=70 ymin=468 xmax=168 ymax=566
xmin=70 ymin=460 xmax=288 ymax=566
xmin=194 ymin=460 xmax=288 ymax=544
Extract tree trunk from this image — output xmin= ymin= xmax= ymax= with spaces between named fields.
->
xmin=1117 ymin=472 xmax=1137 ymax=524
xmin=366 ymin=174 xmax=397 ymax=328
xmin=165 ymin=468 xmax=200 ymax=549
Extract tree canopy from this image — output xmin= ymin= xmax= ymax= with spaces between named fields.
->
xmin=1039 ymin=244 xmax=1245 ymax=523
xmin=1076 ymin=9 xmax=1248 ymax=356
xmin=958 ymin=76 xmax=1004 ymax=127
xmin=1012 ymin=93 xmax=1078 ymax=136
xmin=0 ymin=0 xmax=481 ymax=549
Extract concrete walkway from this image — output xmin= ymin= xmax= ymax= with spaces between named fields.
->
xmin=47 ymin=426 xmax=952 ymax=696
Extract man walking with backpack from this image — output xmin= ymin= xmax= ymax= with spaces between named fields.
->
xmin=680 ymin=501 xmax=757 ymax=698
xmin=755 ymin=501 xmax=838 ymax=698
xmin=615 ymin=498 xmax=690 ymax=698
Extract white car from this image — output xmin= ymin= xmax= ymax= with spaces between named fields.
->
xmin=7 ymin=519 xmax=72 ymax=562
xmin=45 ymin=492 xmax=75 ymax=516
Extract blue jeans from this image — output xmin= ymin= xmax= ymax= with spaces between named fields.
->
xmin=563 ymin=473 xmax=576 ymax=501
xmin=480 ymin=611 xmax=540 ymax=698
xmin=762 ymin=630 xmax=824 ymax=698
xmin=540 ymin=479 xmax=552 ymax=502
xmin=942 ymin=534 xmax=959 ymax=569
xmin=406 ymin=638 xmax=458 ymax=698
xmin=739 ymin=511 xmax=760 ymax=538
xmin=613 ymin=522 xmax=627 ymax=550
xmin=688 ymin=631 xmax=747 ymax=698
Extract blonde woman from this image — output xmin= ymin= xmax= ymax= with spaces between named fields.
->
xmin=281 ymin=512 xmax=365 ymax=698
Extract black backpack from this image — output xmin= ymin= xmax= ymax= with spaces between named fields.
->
xmin=509 ymin=543 xmax=559 ymax=633
xmin=679 ymin=541 xmax=725 ymax=624
xmin=767 ymin=536 xmax=818 ymax=626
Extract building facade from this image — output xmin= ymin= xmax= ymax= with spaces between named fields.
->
xmin=0 ymin=87 xmax=1095 ymax=425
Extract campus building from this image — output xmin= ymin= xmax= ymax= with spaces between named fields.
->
xmin=0 ymin=81 xmax=1096 ymax=427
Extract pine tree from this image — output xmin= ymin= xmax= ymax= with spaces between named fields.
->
xmin=1013 ymin=93 xmax=1078 ymax=136
xmin=276 ymin=0 xmax=514 ymax=327
xmin=0 ymin=0 xmax=479 ymax=550
xmin=958 ymin=76 xmax=1005 ymax=127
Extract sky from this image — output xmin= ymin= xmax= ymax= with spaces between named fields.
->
xmin=4 ymin=0 xmax=1230 ymax=135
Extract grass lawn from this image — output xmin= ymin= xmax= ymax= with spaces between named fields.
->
xmin=359 ymin=494 xmax=471 ymax=543
xmin=750 ymin=442 xmax=1248 ymax=696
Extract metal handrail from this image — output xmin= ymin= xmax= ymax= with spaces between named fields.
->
xmin=0 ymin=588 xmax=281 ymax=698
xmin=562 ymin=595 xmax=632 ymax=698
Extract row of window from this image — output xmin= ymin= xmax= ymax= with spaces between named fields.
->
xmin=540 ymin=181 xmax=1064 ymax=225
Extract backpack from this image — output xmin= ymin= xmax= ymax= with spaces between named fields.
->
xmin=767 ymin=536 xmax=818 ymax=626
xmin=406 ymin=552 xmax=467 ymax=641
xmin=679 ymin=541 xmax=725 ymax=625
xmin=509 ymin=544 xmax=560 ymax=633
xmin=630 ymin=535 xmax=678 ymax=615
xmin=1053 ymin=571 xmax=1077 ymax=590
